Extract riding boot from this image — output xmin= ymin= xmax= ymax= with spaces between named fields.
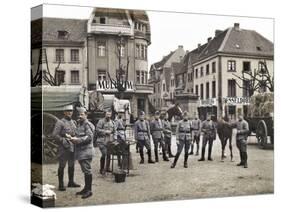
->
xmin=58 ymin=168 xmax=66 ymax=191
xmin=76 ymin=174 xmax=87 ymax=195
xmin=208 ymin=144 xmax=213 ymax=161
xmin=168 ymin=145 xmax=175 ymax=157
xmin=198 ymin=148 xmax=205 ymax=161
xmin=189 ymin=144 xmax=194 ymax=155
xmin=162 ymin=148 xmax=169 ymax=161
xmin=139 ymin=149 xmax=144 ymax=164
xmin=196 ymin=144 xmax=199 ymax=156
xmin=171 ymin=152 xmax=180 ymax=168
xmin=81 ymin=174 xmax=93 ymax=199
xmin=67 ymin=167 xmax=80 ymax=187
xmin=237 ymin=151 xmax=244 ymax=166
xmin=147 ymin=149 xmax=155 ymax=163
xmin=100 ymin=157 xmax=106 ymax=175
xmin=243 ymin=152 xmax=248 ymax=168
xmin=105 ymin=155 xmax=111 ymax=172
xmin=184 ymin=153 xmax=188 ymax=168
xmin=154 ymin=148 xmax=159 ymax=162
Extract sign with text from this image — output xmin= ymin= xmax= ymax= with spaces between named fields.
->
xmin=223 ymin=97 xmax=250 ymax=105
xmin=199 ymin=98 xmax=217 ymax=106
xmin=96 ymin=80 xmax=135 ymax=92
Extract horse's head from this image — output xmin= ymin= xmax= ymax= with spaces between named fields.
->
xmin=167 ymin=104 xmax=183 ymax=121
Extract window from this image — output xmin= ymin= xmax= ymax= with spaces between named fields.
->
xmin=145 ymin=72 xmax=148 ymax=84
xmin=70 ymin=49 xmax=79 ymax=62
xmin=212 ymin=81 xmax=216 ymax=98
xmin=97 ymin=41 xmax=106 ymax=57
xmin=195 ymin=85 xmax=199 ymax=96
xmin=206 ymin=82 xmax=210 ymax=99
xmin=200 ymin=67 xmax=204 ymax=77
xmin=206 ymin=64 xmax=210 ymax=75
xmin=212 ymin=61 xmax=216 ymax=73
xmin=55 ymin=49 xmax=64 ymax=62
xmin=243 ymin=61 xmax=251 ymax=72
xmin=243 ymin=80 xmax=250 ymax=97
xmin=195 ymin=69 xmax=198 ymax=78
xmin=141 ymin=45 xmax=145 ymax=59
xmin=228 ymin=79 xmax=236 ymax=97
xmin=141 ymin=71 xmax=145 ymax=84
xmin=200 ymin=83 xmax=204 ymax=99
xmin=120 ymin=44 xmax=125 ymax=57
xmin=98 ymin=70 xmax=106 ymax=81
xmin=55 ymin=70 xmax=65 ymax=85
xmin=40 ymin=48 xmax=46 ymax=63
xmin=136 ymin=71 xmax=140 ymax=84
xmin=100 ymin=17 xmax=106 ymax=24
xmin=163 ymin=83 xmax=166 ymax=92
xmin=227 ymin=60 xmax=236 ymax=72
xmin=258 ymin=61 xmax=266 ymax=73
xmin=136 ymin=44 xmax=140 ymax=58
xmin=71 ymin=70 xmax=79 ymax=84
xmin=57 ymin=30 xmax=68 ymax=40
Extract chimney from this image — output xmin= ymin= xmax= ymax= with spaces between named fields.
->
xmin=215 ymin=30 xmax=223 ymax=37
xmin=197 ymin=43 xmax=201 ymax=48
xmin=178 ymin=45 xmax=183 ymax=49
xmin=207 ymin=37 xmax=212 ymax=42
xmin=234 ymin=23 xmax=240 ymax=30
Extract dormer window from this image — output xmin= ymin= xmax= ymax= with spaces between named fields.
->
xmin=57 ymin=30 xmax=69 ymax=40
xmin=256 ymin=46 xmax=262 ymax=51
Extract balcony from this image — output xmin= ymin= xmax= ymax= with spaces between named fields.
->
xmin=135 ymin=84 xmax=154 ymax=94
xmin=88 ymin=23 xmax=133 ymax=36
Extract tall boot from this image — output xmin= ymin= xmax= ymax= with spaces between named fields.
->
xmin=168 ymin=144 xmax=175 ymax=157
xmin=139 ymin=149 xmax=144 ymax=164
xmin=76 ymin=174 xmax=87 ymax=195
xmin=243 ymin=152 xmax=248 ymax=168
xmin=196 ymin=143 xmax=200 ymax=155
xmin=208 ymin=143 xmax=213 ymax=161
xmin=105 ymin=154 xmax=111 ymax=172
xmin=198 ymin=147 xmax=205 ymax=161
xmin=237 ymin=151 xmax=244 ymax=166
xmin=100 ymin=157 xmax=106 ymax=175
xmin=154 ymin=148 xmax=159 ymax=162
xmin=162 ymin=146 xmax=169 ymax=161
xmin=171 ymin=152 xmax=180 ymax=168
xmin=81 ymin=174 xmax=93 ymax=199
xmin=58 ymin=167 xmax=66 ymax=191
xmin=67 ymin=167 xmax=80 ymax=187
xmin=147 ymin=149 xmax=155 ymax=164
xmin=184 ymin=153 xmax=188 ymax=168
xmin=189 ymin=143 xmax=194 ymax=155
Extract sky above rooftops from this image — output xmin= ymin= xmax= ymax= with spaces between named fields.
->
xmin=31 ymin=4 xmax=274 ymax=67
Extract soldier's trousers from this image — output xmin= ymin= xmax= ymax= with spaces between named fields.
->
xmin=201 ymin=136 xmax=214 ymax=159
xmin=98 ymin=144 xmax=108 ymax=172
xmin=236 ymin=139 xmax=248 ymax=164
xmin=58 ymin=151 xmax=75 ymax=169
xmin=153 ymin=138 xmax=167 ymax=160
xmin=78 ymin=159 xmax=92 ymax=175
xmin=176 ymin=138 xmax=191 ymax=155
xmin=164 ymin=136 xmax=173 ymax=155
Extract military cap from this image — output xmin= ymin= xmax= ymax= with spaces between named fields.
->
xmin=155 ymin=111 xmax=160 ymax=116
xmin=63 ymin=105 xmax=73 ymax=111
xmin=139 ymin=111 xmax=145 ymax=116
xmin=77 ymin=107 xmax=87 ymax=113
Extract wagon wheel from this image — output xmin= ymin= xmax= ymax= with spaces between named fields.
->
xmin=256 ymin=120 xmax=268 ymax=149
xmin=31 ymin=112 xmax=59 ymax=163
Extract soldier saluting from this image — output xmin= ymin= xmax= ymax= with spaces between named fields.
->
xmin=52 ymin=105 xmax=80 ymax=191
xmin=134 ymin=111 xmax=155 ymax=164
xmin=171 ymin=111 xmax=192 ymax=168
xmin=198 ymin=114 xmax=216 ymax=161
xmin=150 ymin=111 xmax=169 ymax=162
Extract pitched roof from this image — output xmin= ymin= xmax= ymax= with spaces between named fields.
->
xmin=151 ymin=51 xmax=175 ymax=70
xmin=31 ymin=18 xmax=87 ymax=47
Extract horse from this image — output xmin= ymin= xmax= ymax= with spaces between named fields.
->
xmin=166 ymin=104 xmax=183 ymax=121
xmin=216 ymin=117 xmax=234 ymax=162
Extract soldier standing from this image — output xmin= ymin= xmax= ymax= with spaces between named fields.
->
xmin=68 ymin=108 xmax=94 ymax=199
xmin=235 ymin=115 xmax=249 ymax=168
xmin=150 ymin=111 xmax=169 ymax=162
xmin=114 ymin=113 xmax=127 ymax=168
xmin=198 ymin=115 xmax=216 ymax=161
xmin=96 ymin=110 xmax=117 ymax=175
xmin=171 ymin=111 xmax=192 ymax=168
xmin=134 ymin=111 xmax=155 ymax=164
xmin=52 ymin=105 xmax=80 ymax=191
xmin=189 ymin=115 xmax=201 ymax=155
xmin=162 ymin=112 xmax=174 ymax=158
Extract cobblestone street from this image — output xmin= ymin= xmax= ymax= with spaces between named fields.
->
xmin=39 ymin=135 xmax=274 ymax=207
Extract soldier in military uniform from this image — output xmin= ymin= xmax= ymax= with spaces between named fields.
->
xmin=114 ymin=113 xmax=127 ymax=168
xmin=198 ymin=115 xmax=216 ymax=161
xmin=52 ymin=105 xmax=80 ymax=191
xmin=68 ymin=108 xmax=94 ymax=199
xmin=150 ymin=111 xmax=169 ymax=162
xmin=234 ymin=115 xmax=249 ymax=168
xmin=134 ymin=111 xmax=155 ymax=164
xmin=189 ymin=115 xmax=201 ymax=155
xmin=162 ymin=112 xmax=174 ymax=158
xmin=96 ymin=110 xmax=117 ymax=175
xmin=171 ymin=111 xmax=192 ymax=168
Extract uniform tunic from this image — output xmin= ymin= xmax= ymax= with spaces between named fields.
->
xmin=176 ymin=120 xmax=192 ymax=154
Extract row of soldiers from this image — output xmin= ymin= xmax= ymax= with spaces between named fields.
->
xmin=135 ymin=110 xmax=249 ymax=169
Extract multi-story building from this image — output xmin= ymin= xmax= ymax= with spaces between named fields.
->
xmin=149 ymin=45 xmax=186 ymax=111
xmin=31 ymin=8 xmax=154 ymax=117
xmin=191 ymin=23 xmax=273 ymax=119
